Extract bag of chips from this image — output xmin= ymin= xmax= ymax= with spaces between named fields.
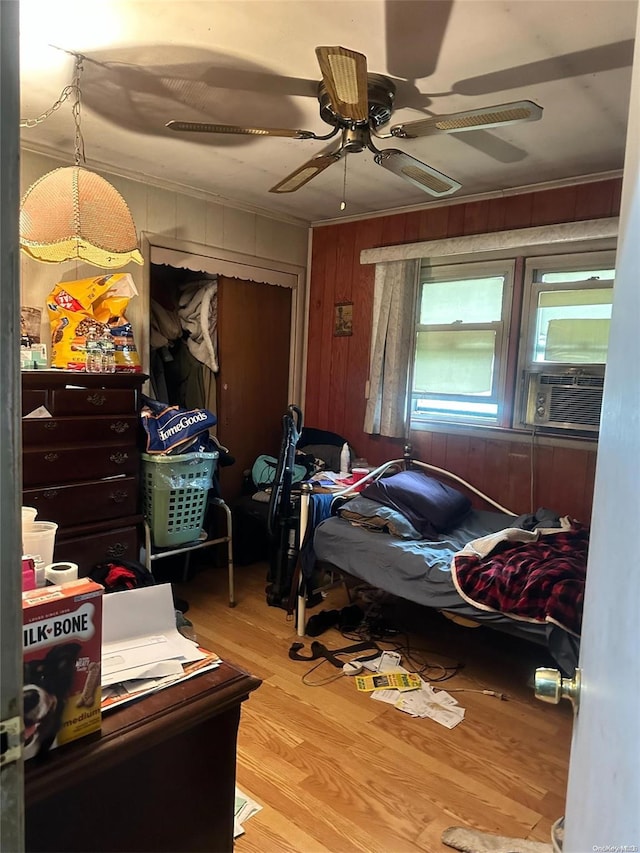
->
xmin=47 ymin=273 xmax=142 ymax=372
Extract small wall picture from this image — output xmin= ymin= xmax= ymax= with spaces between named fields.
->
xmin=334 ymin=302 xmax=353 ymax=337
xmin=21 ymin=306 xmax=42 ymax=344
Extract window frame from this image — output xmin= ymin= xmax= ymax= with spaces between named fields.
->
xmin=410 ymin=258 xmax=515 ymax=428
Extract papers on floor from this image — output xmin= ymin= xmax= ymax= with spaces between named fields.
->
xmin=361 ymin=654 xmax=465 ymax=728
xmin=100 ymin=583 xmax=221 ymax=711
xmin=234 ymin=787 xmax=263 ymax=838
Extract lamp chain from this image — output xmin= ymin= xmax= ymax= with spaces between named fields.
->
xmin=20 ymin=52 xmax=86 ymax=165
xmin=71 ymin=55 xmax=86 ymax=165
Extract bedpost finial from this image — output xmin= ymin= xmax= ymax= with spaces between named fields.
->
xmin=403 ymin=443 xmax=412 ymax=469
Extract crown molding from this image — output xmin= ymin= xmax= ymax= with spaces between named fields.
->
xmin=20 ymin=141 xmax=311 ymax=229
xmin=311 ymin=170 xmax=624 ymax=227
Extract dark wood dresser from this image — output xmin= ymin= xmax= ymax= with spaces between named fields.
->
xmin=22 ymin=371 xmax=147 ymax=576
xmin=25 ymin=661 xmax=262 ymax=852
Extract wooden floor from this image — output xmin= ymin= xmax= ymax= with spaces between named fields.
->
xmin=174 ymin=560 xmax=573 ymax=853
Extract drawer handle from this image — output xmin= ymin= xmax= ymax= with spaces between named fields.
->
xmin=110 ymin=421 xmax=130 ymax=434
xmin=106 ymin=542 xmax=129 ymax=559
xmin=109 ymin=452 xmax=129 ymax=465
xmin=43 ymin=421 xmax=58 ymax=431
xmin=44 ymin=452 xmax=59 ymax=463
xmin=43 ymin=489 xmax=59 ymax=499
xmin=109 ymin=490 xmax=129 ymax=504
xmin=86 ymin=393 xmax=107 ymax=407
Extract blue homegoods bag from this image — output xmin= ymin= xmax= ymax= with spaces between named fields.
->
xmin=251 ymin=454 xmax=307 ymax=490
xmin=140 ymin=396 xmax=217 ymax=454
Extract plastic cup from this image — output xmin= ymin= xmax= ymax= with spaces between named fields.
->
xmin=22 ymin=506 xmax=38 ymax=528
xmin=22 ymin=521 xmax=58 ymax=570
xmin=351 ymin=467 xmax=370 ymax=493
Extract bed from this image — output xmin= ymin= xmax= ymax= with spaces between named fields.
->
xmin=298 ymin=459 xmax=586 ymax=675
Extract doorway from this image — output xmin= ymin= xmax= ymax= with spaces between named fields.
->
xmin=149 ymin=262 xmax=293 ymax=504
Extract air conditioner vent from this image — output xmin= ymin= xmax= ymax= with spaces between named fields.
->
xmin=540 ymin=373 xmax=604 ymax=389
xmin=524 ymin=370 xmax=604 ymax=432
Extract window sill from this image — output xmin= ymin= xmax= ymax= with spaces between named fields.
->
xmin=410 ymin=418 xmax=599 ymax=450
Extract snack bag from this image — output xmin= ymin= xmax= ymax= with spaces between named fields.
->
xmin=47 ymin=273 xmax=142 ymax=372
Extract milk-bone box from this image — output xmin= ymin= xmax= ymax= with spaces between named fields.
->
xmin=22 ymin=579 xmax=103 ymax=760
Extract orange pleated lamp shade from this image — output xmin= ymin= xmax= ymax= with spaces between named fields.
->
xmin=20 ymin=166 xmax=143 ymax=269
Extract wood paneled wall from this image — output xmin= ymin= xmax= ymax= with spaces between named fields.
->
xmin=305 ymin=179 xmax=622 ymax=523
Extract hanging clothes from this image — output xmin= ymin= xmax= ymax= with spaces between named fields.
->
xmin=177 ymin=278 xmax=219 ymax=375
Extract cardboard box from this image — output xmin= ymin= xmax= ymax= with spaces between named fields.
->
xmin=22 ymin=579 xmax=103 ymax=760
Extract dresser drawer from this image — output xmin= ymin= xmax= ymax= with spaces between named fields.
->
xmin=23 ymin=389 xmax=48 ymax=417
xmin=23 ymin=443 xmax=138 ymax=487
xmin=49 ymin=388 xmax=137 ymax=416
xmin=22 ymin=415 xmax=139 ymax=448
xmin=23 ymin=477 xmax=138 ymax=528
xmin=54 ymin=525 xmax=139 ymax=577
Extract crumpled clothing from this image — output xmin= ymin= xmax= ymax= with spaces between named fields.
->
xmin=150 ymin=298 xmax=182 ymax=349
xmin=177 ymin=279 xmax=218 ymax=373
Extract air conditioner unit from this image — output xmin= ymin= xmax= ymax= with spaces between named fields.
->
xmin=523 ymin=368 xmax=605 ymax=433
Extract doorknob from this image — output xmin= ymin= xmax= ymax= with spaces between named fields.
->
xmin=535 ymin=667 xmax=581 ymax=712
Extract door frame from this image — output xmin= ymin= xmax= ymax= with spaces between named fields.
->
xmin=0 ymin=0 xmax=25 ymax=849
xmin=140 ymin=233 xmax=308 ymax=409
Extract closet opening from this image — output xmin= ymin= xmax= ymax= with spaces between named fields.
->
xmin=149 ymin=261 xmax=292 ymax=506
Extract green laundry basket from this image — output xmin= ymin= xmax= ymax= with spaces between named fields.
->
xmin=141 ymin=451 xmax=219 ymax=548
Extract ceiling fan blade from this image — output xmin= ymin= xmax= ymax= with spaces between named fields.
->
xmin=269 ymin=151 xmax=342 ymax=194
xmin=315 ymin=46 xmax=369 ymax=123
xmin=391 ymin=101 xmax=543 ymax=139
xmin=374 ymin=149 xmax=460 ymax=197
xmin=166 ymin=120 xmax=312 ymax=139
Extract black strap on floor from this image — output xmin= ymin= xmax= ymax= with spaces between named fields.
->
xmin=288 ymin=640 xmax=381 ymax=668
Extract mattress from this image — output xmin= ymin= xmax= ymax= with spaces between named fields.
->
xmin=313 ymin=508 xmax=580 ymax=672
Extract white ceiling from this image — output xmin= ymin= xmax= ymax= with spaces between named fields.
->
xmin=19 ymin=0 xmax=638 ymax=225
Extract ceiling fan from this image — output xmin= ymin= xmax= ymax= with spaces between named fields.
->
xmin=166 ymin=46 xmax=542 ymax=198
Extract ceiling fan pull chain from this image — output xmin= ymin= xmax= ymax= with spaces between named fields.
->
xmin=340 ymin=155 xmax=348 ymax=211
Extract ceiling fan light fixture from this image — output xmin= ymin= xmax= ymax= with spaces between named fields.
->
xmin=20 ymin=166 xmax=143 ymax=268
xmin=375 ymin=149 xmax=461 ymax=197
xmin=166 ymin=45 xmax=543 ymax=200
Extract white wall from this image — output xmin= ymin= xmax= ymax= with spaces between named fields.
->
xmin=20 ymin=148 xmax=309 ymax=369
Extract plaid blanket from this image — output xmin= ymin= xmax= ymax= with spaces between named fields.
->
xmin=451 ymin=526 xmax=588 ymax=636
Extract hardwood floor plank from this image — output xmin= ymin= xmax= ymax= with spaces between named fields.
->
xmin=172 ymin=561 xmax=571 ymax=852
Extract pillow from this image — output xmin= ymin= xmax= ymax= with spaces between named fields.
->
xmin=361 ymin=470 xmax=471 ymax=537
xmin=338 ymin=496 xmax=422 ymax=539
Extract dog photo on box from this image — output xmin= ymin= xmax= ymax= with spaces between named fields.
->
xmin=22 ymin=579 xmax=103 ymax=760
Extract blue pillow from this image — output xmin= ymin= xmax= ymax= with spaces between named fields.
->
xmin=361 ymin=470 xmax=471 ymax=537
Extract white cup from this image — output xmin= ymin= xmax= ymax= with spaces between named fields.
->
xmin=22 ymin=521 xmax=58 ymax=574
xmin=22 ymin=506 xmax=38 ymax=528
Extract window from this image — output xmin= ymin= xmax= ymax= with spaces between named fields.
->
xmin=410 ymin=250 xmax=615 ymax=433
xmin=411 ymin=260 xmax=514 ymax=425
xmin=522 ymin=254 xmax=615 ymax=367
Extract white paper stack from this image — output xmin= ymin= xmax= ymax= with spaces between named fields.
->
xmin=394 ymin=683 xmax=465 ymax=728
xmin=234 ymin=787 xmax=263 ymax=838
xmin=362 ymin=655 xmax=465 ymax=728
xmin=100 ymin=584 xmax=220 ymax=710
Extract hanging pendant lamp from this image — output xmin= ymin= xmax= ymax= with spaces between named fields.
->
xmin=19 ymin=54 xmax=143 ymax=269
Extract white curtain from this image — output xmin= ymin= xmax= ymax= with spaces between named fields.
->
xmin=364 ymin=259 xmax=420 ymax=437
